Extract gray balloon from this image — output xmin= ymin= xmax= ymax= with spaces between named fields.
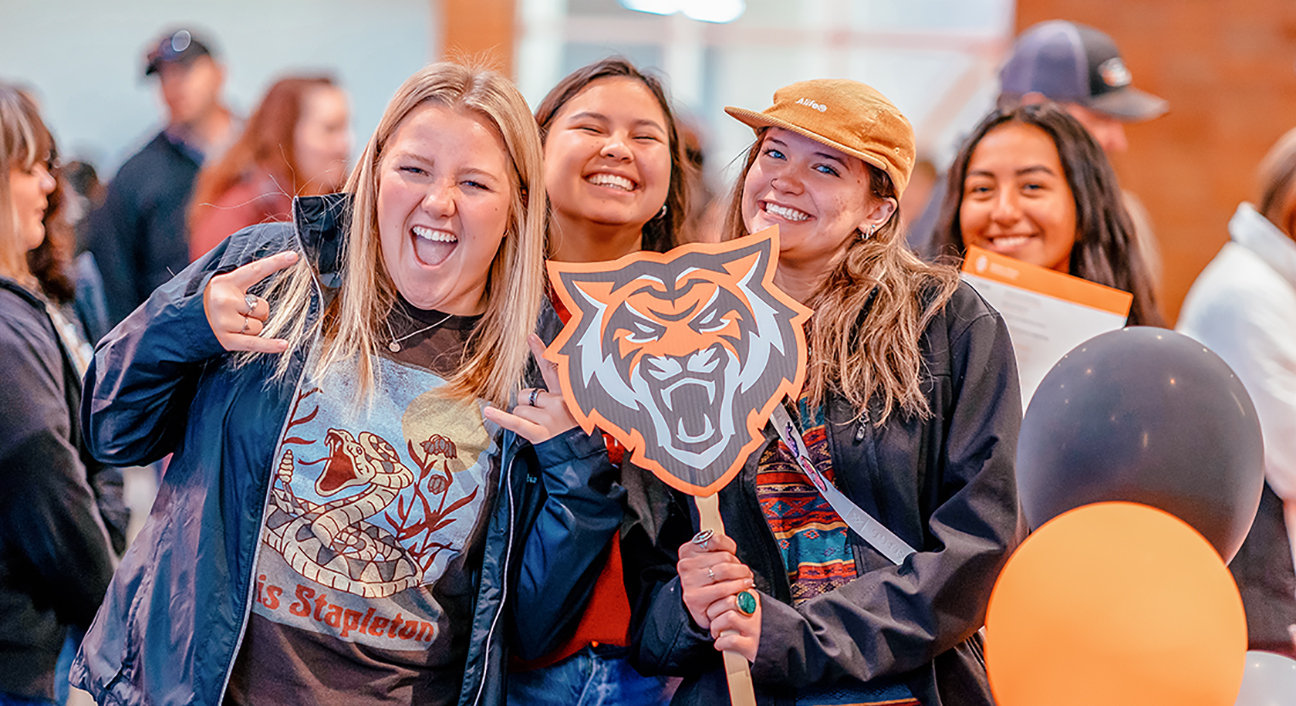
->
xmin=1017 ymin=327 xmax=1264 ymax=562
xmin=1234 ymin=651 xmax=1296 ymax=706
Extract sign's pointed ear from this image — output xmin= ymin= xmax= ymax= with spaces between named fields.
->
xmin=559 ymin=270 xmax=616 ymax=311
xmin=719 ymin=226 xmax=778 ymax=282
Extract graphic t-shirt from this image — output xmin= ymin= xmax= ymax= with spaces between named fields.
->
xmin=226 ymin=305 xmax=494 ymax=706
xmin=756 ymin=396 xmax=919 ymax=706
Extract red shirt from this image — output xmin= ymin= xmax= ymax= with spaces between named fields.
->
xmin=510 ymin=292 xmax=632 ymax=671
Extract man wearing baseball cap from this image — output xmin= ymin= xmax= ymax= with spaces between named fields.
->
xmin=998 ymin=19 xmax=1168 ymax=154
xmin=87 ymin=28 xmax=239 ymax=326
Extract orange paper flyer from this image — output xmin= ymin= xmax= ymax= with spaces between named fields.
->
xmin=961 ymin=246 xmax=1132 ymax=407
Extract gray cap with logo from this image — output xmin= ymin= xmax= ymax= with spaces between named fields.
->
xmin=1000 ymin=20 xmax=1168 ymax=122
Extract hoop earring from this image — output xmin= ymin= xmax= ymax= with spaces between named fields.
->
xmin=861 ymin=224 xmax=877 ymax=239
xmin=656 ymin=204 xmax=668 ymax=219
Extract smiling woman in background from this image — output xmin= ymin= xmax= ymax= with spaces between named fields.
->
xmin=188 ymin=75 xmax=350 ymax=260
xmin=930 ymin=102 xmax=1163 ymax=326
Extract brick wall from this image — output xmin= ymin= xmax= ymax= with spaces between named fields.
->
xmin=1018 ymin=0 xmax=1296 ymax=323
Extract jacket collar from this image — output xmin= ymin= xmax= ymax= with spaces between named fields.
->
xmin=1230 ymin=203 xmax=1296 ymax=291
xmin=292 ymin=193 xmax=352 ymax=293
xmin=0 ymin=275 xmax=45 ymax=311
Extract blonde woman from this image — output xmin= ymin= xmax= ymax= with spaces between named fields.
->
xmin=71 ymin=63 xmax=612 ymax=706
xmin=628 ymin=80 xmax=1024 ymax=705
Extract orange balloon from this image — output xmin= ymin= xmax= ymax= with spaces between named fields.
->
xmin=985 ymin=502 xmax=1247 ymax=706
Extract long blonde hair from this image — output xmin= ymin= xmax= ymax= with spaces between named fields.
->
xmin=722 ymin=129 xmax=959 ymax=422
xmin=256 ymin=63 xmax=547 ymax=407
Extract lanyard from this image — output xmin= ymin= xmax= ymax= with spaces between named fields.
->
xmin=768 ymin=404 xmax=916 ymax=565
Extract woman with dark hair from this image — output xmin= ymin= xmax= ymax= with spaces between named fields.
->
xmin=506 ymin=56 xmax=691 ymax=706
xmin=930 ymin=102 xmax=1162 ymax=326
xmin=0 ymin=83 xmax=119 ymax=706
xmin=188 ymin=75 xmax=350 ymax=259
xmin=620 ymin=78 xmax=1023 ymax=705
xmin=534 ymin=56 xmax=689 ymax=258
xmin=1178 ymin=127 xmax=1296 ymax=659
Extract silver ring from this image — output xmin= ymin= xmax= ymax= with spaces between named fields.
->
xmin=240 ymin=315 xmax=250 ymax=335
xmin=691 ymin=529 xmax=713 ymax=551
xmin=244 ymin=292 xmax=258 ymax=316
xmin=707 ymin=567 xmax=716 ymax=583
xmin=528 ymin=388 xmax=540 ymax=407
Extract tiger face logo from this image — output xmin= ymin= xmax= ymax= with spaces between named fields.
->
xmin=548 ymin=228 xmax=809 ymax=495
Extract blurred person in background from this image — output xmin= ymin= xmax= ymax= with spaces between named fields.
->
xmin=86 ymin=28 xmax=238 ymax=327
xmin=929 ymin=103 xmax=1163 ymax=326
xmin=908 ymin=19 xmax=1168 ymax=274
xmin=507 ymin=56 xmax=689 ymax=706
xmin=0 ymin=83 xmax=120 ymax=706
xmin=59 ymin=160 xmax=111 ymax=346
xmin=188 ymin=75 xmax=350 ymax=260
xmin=1177 ymin=127 xmax=1296 ymax=659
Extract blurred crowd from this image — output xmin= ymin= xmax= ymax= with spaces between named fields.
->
xmin=1 ymin=17 xmax=1293 ymax=706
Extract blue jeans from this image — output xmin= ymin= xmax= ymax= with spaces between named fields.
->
xmin=507 ymin=645 xmax=677 ymax=706
xmin=54 ymin=627 xmax=84 ymax=706
xmin=0 ymin=693 xmax=56 ymax=706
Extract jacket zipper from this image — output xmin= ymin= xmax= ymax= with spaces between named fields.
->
xmin=216 ymin=333 xmax=318 ymax=705
xmin=469 ymin=433 xmax=519 ymax=706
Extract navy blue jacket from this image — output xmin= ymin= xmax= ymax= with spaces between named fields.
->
xmin=70 ymin=194 xmax=622 ymax=706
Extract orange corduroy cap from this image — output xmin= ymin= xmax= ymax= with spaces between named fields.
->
xmin=725 ymin=79 xmax=916 ymax=196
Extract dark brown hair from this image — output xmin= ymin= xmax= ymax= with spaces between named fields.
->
xmin=0 ymin=84 xmax=75 ymax=302
xmin=1256 ymin=127 xmax=1296 ymax=234
xmin=931 ymin=103 xmax=1163 ymax=326
xmin=189 ymin=75 xmax=338 ymax=229
xmin=534 ymin=57 xmax=688 ymax=254
xmin=720 ymin=128 xmax=960 ymax=422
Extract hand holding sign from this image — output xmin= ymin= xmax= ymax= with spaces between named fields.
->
xmin=546 ymin=227 xmax=809 ymax=705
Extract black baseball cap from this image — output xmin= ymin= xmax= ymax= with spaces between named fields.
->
xmin=144 ymin=29 xmax=214 ymax=77
xmin=999 ymin=20 xmax=1168 ymax=122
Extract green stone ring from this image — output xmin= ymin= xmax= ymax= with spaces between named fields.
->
xmin=736 ymin=590 xmax=757 ymax=616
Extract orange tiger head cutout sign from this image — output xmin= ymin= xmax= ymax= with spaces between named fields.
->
xmin=547 ymin=227 xmax=810 ymax=496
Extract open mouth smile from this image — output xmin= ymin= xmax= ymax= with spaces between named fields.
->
xmin=586 ymin=172 xmax=637 ymax=192
xmin=762 ymin=201 xmax=812 ymax=222
xmin=412 ymin=224 xmax=457 ymax=266
xmin=983 ymin=234 xmax=1036 ymax=251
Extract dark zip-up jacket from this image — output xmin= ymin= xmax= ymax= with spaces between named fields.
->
xmin=0 ymin=279 xmax=116 ymax=701
xmin=87 ymin=131 xmax=202 ymax=327
xmin=70 ymin=194 xmax=622 ymax=706
xmin=628 ymin=282 xmax=1025 ymax=706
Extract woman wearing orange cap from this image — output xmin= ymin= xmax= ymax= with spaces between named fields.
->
xmin=627 ymin=80 xmax=1024 ymax=705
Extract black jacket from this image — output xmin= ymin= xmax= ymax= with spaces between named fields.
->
xmin=0 ymin=279 xmax=117 ymax=701
xmin=87 ymin=131 xmax=202 ymax=327
xmin=628 ymin=282 xmax=1025 ymax=706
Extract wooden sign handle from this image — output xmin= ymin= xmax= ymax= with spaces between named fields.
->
xmin=695 ymin=493 xmax=757 ymax=706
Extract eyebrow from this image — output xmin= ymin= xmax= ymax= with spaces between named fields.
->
xmin=389 ymin=151 xmax=502 ymax=182
xmin=566 ymin=110 xmax=666 ymax=133
xmin=967 ymin=165 xmax=1058 ymax=178
xmin=767 ymin=136 xmax=849 ymax=168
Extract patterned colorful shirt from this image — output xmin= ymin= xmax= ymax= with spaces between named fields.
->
xmin=756 ymin=395 xmax=920 ymax=706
